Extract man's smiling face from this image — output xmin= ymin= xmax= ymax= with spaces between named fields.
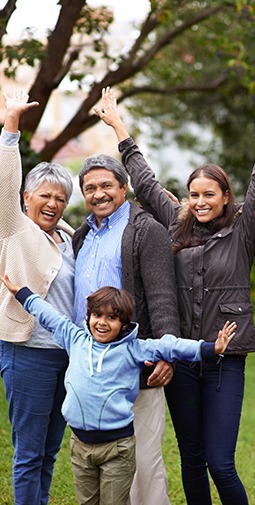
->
xmin=82 ymin=169 xmax=128 ymax=227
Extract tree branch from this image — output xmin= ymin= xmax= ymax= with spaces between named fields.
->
xmin=117 ymin=73 xmax=230 ymax=102
xmin=0 ymin=0 xmax=17 ymax=39
xmin=20 ymin=0 xmax=85 ymax=132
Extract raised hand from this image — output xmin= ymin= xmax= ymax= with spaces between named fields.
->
xmin=214 ymin=320 xmax=237 ymax=354
xmin=3 ymin=90 xmax=39 ymax=114
xmin=3 ymin=90 xmax=39 ymax=132
xmin=93 ymin=86 xmax=129 ymax=142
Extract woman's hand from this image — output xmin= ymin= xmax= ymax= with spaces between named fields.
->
xmin=0 ymin=274 xmax=21 ymax=296
xmin=3 ymin=91 xmax=39 ymax=115
xmin=214 ymin=320 xmax=237 ymax=354
xmin=93 ymin=86 xmax=129 ymax=142
xmin=3 ymin=90 xmax=39 ymax=132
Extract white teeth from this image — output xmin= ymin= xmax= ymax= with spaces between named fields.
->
xmin=95 ymin=202 xmax=110 ymax=207
xmin=197 ymin=209 xmax=210 ymax=214
xmin=42 ymin=211 xmax=55 ymax=216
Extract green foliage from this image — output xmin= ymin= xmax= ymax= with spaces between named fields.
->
xmin=1 ymin=37 xmax=45 ymax=79
xmin=1 ymin=0 xmax=255 ymax=192
xmin=120 ymin=1 xmax=255 ymax=194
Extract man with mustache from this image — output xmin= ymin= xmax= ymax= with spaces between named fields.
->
xmin=72 ymin=154 xmax=180 ymax=505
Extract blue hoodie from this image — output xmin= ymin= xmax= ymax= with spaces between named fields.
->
xmin=16 ymin=288 xmax=216 ymax=442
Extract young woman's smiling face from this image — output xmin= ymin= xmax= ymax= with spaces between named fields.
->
xmin=188 ymin=176 xmax=229 ymax=223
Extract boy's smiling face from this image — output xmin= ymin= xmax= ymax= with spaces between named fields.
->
xmin=89 ymin=305 xmax=123 ymax=343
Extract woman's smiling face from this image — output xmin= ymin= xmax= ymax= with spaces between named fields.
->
xmin=23 ymin=180 xmax=67 ymax=235
xmin=188 ymin=176 xmax=229 ymax=223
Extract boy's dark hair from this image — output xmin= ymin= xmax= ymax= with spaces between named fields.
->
xmin=87 ymin=286 xmax=134 ymax=326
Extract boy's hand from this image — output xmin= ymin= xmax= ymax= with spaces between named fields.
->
xmin=214 ymin=320 xmax=237 ymax=354
xmin=0 ymin=274 xmax=21 ymax=296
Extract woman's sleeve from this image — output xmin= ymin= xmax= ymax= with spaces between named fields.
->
xmin=239 ymin=165 xmax=255 ymax=260
xmin=0 ymin=141 xmax=23 ymax=238
xmin=119 ymin=137 xmax=179 ymax=229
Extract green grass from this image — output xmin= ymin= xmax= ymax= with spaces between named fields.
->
xmin=1 ymin=354 xmax=255 ymax=504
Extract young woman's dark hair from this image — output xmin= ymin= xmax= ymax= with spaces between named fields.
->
xmin=172 ymin=163 xmax=236 ymax=253
xmin=87 ymin=286 xmax=134 ymax=326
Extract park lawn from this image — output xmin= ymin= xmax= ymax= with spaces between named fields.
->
xmin=0 ymin=353 xmax=255 ymax=505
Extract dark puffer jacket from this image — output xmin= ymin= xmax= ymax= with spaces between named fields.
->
xmin=73 ymin=202 xmax=180 ymax=386
xmin=119 ymin=137 xmax=255 ymax=355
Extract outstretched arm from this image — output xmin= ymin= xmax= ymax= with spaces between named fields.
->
xmin=214 ymin=320 xmax=236 ymax=354
xmin=3 ymin=90 xmax=39 ymax=133
xmin=93 ymin=87 xmax=130 ymax=143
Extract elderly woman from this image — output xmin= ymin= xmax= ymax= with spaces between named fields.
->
xmin=0 ymin=92 xmax=75 ymax=505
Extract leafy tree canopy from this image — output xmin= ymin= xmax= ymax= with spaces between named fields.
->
xmin=0 ymin=0 xmax=254 ymax=195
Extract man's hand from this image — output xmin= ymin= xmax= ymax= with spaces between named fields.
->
xmin=162 ymin=188 xmax=179 ymax=204
xmin=145 ymin=360 xmax=174 ymax=387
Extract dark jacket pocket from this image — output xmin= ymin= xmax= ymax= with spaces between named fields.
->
xmin=219 ymin=302 xmax=253 ymax=316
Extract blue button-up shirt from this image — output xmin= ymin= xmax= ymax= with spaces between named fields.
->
xmin=73 ymin=200 xmax=130 ymax=327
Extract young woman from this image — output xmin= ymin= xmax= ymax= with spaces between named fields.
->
xmin=92 ymin=87 xmax=254 ymax=505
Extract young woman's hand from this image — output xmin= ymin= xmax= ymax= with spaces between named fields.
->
xmin=93 ymin=86 xmax=129 ymax=142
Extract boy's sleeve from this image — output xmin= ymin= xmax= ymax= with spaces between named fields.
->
xmin=131 ymin=334 xmax=216 ymax=364
xmin=16 ymin=286 xmax=34 ymax=305
xmin=15 ymin=289 xmax=84 ymax=353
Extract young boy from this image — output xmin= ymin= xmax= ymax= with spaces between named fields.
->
xmin=0 ymin=274 xmax=236 ymax=505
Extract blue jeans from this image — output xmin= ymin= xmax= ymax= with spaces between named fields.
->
xmin=0 ymin=342 xmax=68 ymax=505
xmin=164 ymin=356 xmax=248 ymax=505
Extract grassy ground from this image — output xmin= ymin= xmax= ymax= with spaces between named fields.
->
xmin=0 ymin=353 xmax=255 ymax=504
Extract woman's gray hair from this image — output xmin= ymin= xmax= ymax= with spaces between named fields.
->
xmin=24 ymin=162 xmax=73 ymax=203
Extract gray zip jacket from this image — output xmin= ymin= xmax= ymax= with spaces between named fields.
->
xmin=72 ymin=201 xmax=180 ymax=386
xmin=119 ymin=137 xmax=255 ymax=355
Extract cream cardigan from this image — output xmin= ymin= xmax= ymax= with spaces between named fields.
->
xmin=0 ymin=143 xmax=73 ymax=342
